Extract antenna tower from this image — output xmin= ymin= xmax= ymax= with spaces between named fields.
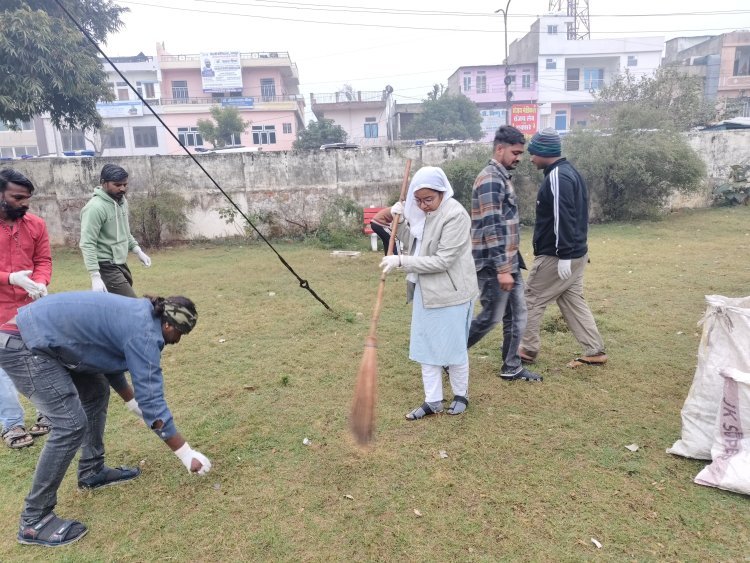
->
xmin=548 ymin=0 xmax=590 ymax=40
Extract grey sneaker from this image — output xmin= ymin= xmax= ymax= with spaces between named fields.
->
xmin=500 ymin=367 xmax=543 ymax=382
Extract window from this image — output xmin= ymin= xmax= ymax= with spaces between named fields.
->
xmin=226 ymin=132 xmax=242 ymax=146
xmin=117 ymin=81 xmax=129 ymax=101
xmin=547 ymin=25 xmax=558 ymax=34
xmin=252 ymin=125 xmax=276 ymax=145
xmin=61 ymin=129 xmax=86 ymax=151
xmin=177 ymin=127 xmax=202 ymax=147
xmin=583 ymin=68 xmax=605 ymax=90
xmin=283 ymin=123 xmax=292 ymax=134
xmin=260 ymin=79 xmax=276 ymax=101
xmin=1 ymin=146 xmax=38 ymax=158
xmin=171 ymin=80 xmax=188 ymax=100
xmin=554 ymin=110 xmax=567 ymax=131
xmin=102 ymin=127 xmax=126 ymax=149
xmin=463 ymin=75 xmax=471 ymax=92
xmin=566 ymin=68 xmax=580 ymax=91
xmin=546 ymin=58 xmax=556 ymax=70
xmin=0 ymin=120 xmax=33 ymax=131
xmin=137 ymin=82 xmax=156 ymax=98
xmin=476 ymin=74 xmax=487 ymax=94
xmin=364 ymin=123 xmax=379 ymax=138
xmin=734 ymin=46 xmax=750 ymax=76
xmin=134 ymin=126 xmax=158 ymax=148
xmin=627 ymin=55 xmax=638 ymax=67
xmin=522 ymin=73 xmax=531 ymax=89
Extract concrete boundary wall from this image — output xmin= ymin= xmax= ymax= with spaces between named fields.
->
xmin=7 ymin=130 xmax=748 ymax=246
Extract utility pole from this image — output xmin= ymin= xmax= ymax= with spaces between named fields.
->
xmin=496 ymin=1 xmax=512 ymax=125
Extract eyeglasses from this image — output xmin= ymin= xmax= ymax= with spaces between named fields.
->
xmin=414 ymin=194 xmax=439 ymax=206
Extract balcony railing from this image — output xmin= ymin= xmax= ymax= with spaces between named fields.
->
xmin=160 ymin=95 xmax=303 ymax=105
xmin=564 ymin=79 xmax=604 ymax=92
xmin=311 ymin=91 xmax=387 ymax=105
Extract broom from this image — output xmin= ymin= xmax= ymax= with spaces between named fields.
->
xmin=350 ymin=158 xmax=412 ymax=446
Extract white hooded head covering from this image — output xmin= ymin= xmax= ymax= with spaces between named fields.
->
xmin=403 ymin=166 xmax=454 ymax=241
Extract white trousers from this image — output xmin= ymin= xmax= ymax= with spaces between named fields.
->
xmin=421 ymin=362 xmax=469 ymax=403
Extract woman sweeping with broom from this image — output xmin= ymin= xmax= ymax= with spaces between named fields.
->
xmin=380 ymin=166 xmax=479 ymax=420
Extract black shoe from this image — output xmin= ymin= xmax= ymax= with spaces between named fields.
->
xmin=499 ymin=367 xmax=543 ymax=382
xmin=78 ymin=465 xmax=141 ymax=490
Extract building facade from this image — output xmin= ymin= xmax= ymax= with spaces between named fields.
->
xmin=447 ymin=64 xmax=538 ymax=141
xmin=665 ymin=31 xmax=750 ymax=117
xmin=309 ymin=88 xmax=395 ymax=147
xmin=510 ymin=13 xmax=664 ymax=131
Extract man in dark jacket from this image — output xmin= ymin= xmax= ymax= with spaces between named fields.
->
xmin=519 ymin=128 xmax=606 ymax=369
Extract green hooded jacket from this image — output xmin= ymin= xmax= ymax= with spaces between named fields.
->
xmin=79 ymin=186 xmax=139 ymax=273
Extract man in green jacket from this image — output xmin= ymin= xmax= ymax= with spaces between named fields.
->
xmin=79 ymin=164 xmax=152 ymax=416
xmin=80 ymin=164 xmax=151 ymax=297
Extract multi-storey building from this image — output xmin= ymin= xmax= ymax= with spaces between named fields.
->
xmin=157 ymin=44 xmax=305 ymax=153
xmin=664 ymin=31 xmax=750 ymax=117
xmin=510 ymin=12 xmax=664 ymax=131
xmin=447 ymin=64 xmax=538 ymax=141
xmin=309 ymin=88 xmax=395 ymax=147
xmin=0 ymin=118 xmax=47 ymax=160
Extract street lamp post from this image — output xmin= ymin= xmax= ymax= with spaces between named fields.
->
xmin=495 ymin=1 xmax=512 ymax=125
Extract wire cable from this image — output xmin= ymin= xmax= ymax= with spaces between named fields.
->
xmin=53 ymin=0 xmax=333 ymax=312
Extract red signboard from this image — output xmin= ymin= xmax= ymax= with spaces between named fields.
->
xmin=510 ymin=104 xmax=538 ymax=136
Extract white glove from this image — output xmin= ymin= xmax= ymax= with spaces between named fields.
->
xmin=90 ymin=272 xmax=108 ymax=292
xmin=28 ymin=284 xmax=48 ymax=300
xmin=125 ymin=398 xmax=143 ymax=418
xmin=390 ymin=201 xmax=404 ymax=217
xmin=9 ymin=270 xmax=43 ymax=297
xmin=133 ymin=247 xmax=152 ymax=268
xmin=380 ymin=255 xmax=401 ymax=274
xmin=557 ymin=259 xmax=572 ymax=281
xmin=175 ymin=442 xmax=212 ymax=475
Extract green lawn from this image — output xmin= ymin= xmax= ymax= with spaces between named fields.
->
xmin=1 ymin=206 xmax=749 ymax=561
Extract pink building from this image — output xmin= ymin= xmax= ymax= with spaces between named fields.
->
xmin=447 ymin=64 xmax=538 ymax=141
xmin=156 ymin=44 xmax=305 ymax=153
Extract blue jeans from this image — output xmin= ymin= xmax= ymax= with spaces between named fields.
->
xmin=0 ymin=366 xmax=25 ymax=431
xmin=0 ymin=335 xmax=109 ymax=525
xmin=467 ymin=267 xmax=528 ymax=375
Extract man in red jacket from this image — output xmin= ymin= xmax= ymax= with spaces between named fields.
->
xmin=0 ymin=168 xmax=52 ymax=448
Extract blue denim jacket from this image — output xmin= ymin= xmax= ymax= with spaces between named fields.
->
xmin=16 ymin=292 xmax=177 ymax=440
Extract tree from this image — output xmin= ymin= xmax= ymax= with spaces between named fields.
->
xmin=401 ymin=86 xmax=482 ymax=141
xmin=594 ymin=67 xmax=714 ymax=131
xmin=0 ymin=1 xmax=127 ymax=130
xmin=196 ymin=106 xmax=249 ymax=148
xmin=293 ymin=119 xmax=347 ymax=150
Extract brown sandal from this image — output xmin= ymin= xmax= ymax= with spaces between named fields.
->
xmin=29 ymin=415 xmax=52 ymax=437
xmin=567 ymin=354 xmax=608 ymax=369
xmin=2 ymin=425 xmax=34 ymax=449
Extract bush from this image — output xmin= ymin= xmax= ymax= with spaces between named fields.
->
xmin=442 ymin=146 xmax=541 ymax=224
xmin=315 ymin=196 xmax=363 ymax=248
xmin=565 ymin=129 xmax=706 ymax=221
xmin=129 ymin=189 xmax=190 ymax=247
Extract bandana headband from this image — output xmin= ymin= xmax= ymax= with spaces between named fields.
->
xmin=163 ymin=302 xmax=197 ymax=334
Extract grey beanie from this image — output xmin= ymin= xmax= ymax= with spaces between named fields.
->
xmin=527 ymin=128 xmax=562 ymax=158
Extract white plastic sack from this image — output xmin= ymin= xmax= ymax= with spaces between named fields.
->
xmin=667 ymin=295 xmax=750 ymax=460
xmin=694 ymin=368 xmax=750 ymax=495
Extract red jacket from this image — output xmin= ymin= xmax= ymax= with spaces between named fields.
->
xmin=0 ymin=213 xmax=52 ymax=324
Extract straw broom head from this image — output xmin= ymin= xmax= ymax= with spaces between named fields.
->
xmin=350 ymin=336 xmax=378 ymax=445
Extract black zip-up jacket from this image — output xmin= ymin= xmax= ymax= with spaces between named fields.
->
xmin=532 ymin=158 xmax=589 ymax=260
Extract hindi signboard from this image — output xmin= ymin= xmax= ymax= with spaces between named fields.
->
xmin=200 ymin=51 xmax=243 ymax=93
xmin=510 ymin=104 xmax=538 ymax=136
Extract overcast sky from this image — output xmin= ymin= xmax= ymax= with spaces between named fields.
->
xmin=105 ymin=0 xmax=749 ymax=107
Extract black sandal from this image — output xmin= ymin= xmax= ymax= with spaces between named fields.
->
xmin=446 ymin=395 xmax=469 ymax=415
xmin=405 ymin=402 xmax=443 ymax=420
xmin=17 ymin=512 xmax=88 ymax=547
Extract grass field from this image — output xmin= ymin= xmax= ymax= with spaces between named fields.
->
xmin=1 ymin=206 xmax=749 ymax=561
